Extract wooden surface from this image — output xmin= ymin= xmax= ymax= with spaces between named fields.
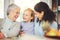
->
xmin=0 ymin=34 xmax=59 ymax=40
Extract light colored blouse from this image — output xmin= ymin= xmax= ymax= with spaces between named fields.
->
xmin=34 ymin=18 xmax=58 ymax=36
xmin=1 ymin=17 xmax=20 ymax=37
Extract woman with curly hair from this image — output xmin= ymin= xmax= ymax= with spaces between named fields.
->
xmin=34 ymin=2 xmax=58 ymax=36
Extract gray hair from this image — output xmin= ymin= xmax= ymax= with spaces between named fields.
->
xmin=7 ymin=4 xmax=20 ymax=15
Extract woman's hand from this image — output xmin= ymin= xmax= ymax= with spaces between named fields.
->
xmin=19 ymin=30 xmax=25 ymax=36
xmin=0 ymin=32 xmax=5 ymax=39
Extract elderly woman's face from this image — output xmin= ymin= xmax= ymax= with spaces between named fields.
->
xmin=8 ymin=8 xmax=20 ymax=21
xmin=35 ymin=11 xmax=44 ymax=20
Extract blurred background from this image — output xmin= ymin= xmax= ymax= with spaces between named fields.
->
xmin=0 ymin=0 xmax=60 ymax=28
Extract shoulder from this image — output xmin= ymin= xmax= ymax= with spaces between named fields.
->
xmin=51 ymin=21 xmax=58 ymax=30
xmin=51 ymin=21 xmax=57 ymax=26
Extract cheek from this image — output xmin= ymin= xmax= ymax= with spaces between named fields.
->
xmin=23 ymin=15 xmax=30 ymax=20
xmin=35 ymin=13 xmax=37 ymax=17
xmin=16 ymin=14 xmax=19 ymax=17
xmin=23 ymin=15 xmax=28 ymax=19
xmin=35 ymin=14 xmax=40 ymax=18
xmin=26 ymin=16 xmax=30 ymax=19
xmin=13 ymin=13 xmax=18 ymax=19
xmin=40 ymin=14 xmax=44 ymax=18
xmin=14 ymin=13 xmax=19 ymax=17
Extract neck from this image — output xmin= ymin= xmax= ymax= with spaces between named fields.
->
xmin=39 ymin=18 xmax=42 ymax=21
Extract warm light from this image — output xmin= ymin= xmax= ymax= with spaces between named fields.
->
xmin=0 ymin=0 xmax=4 ymax=18
xmin=14 ymin=0 xmax=40 ymax=22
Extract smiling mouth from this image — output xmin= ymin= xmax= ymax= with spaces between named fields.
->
xmin=15 ymin=16 xmax=18 ymax=19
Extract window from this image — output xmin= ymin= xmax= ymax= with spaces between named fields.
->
xmin=0 ymin=0 xmax=4 ymax=18
xmin=14 ymin=0 xmax=40 ymax=22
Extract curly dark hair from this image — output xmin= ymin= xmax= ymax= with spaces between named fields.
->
xmin=34 ymin=2 xmax=56 ymax=23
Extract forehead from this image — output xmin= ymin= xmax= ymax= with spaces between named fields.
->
xmin=24 ymin=10 xmax=32 ymax=15
xmin=13 ymin=8 xmax=20 ymax=12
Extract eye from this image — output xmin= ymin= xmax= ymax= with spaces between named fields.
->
xmin=23 ymin=13 xmax=28 ymax=16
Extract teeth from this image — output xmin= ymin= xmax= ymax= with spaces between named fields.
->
xmin=15 ymin=16 xmax=18 ymax=18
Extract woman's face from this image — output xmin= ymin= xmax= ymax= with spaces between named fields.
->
xmin=35 ymin=11 xmax=44 ymax=20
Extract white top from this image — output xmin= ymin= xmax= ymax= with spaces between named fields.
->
xmin=1 ymin=17 xmax=20 ymax=37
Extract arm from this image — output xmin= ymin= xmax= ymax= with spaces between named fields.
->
xmin=51 ymin=21 xmax=58 ymax=30
xmin=0 ymin=31 xmax=5 ymax=39
xmin=34 ymin=21 xmax=44 ymax=36
xmin=6 ymin=22 xmax=20 ymax=37
xmin=1 ymin=24 xmax=10 ymax=37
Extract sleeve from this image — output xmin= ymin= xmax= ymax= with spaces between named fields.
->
xmin=7 ymin=22 xmax=20 ymax=37
xmin=34 ymin=19 xmax=44 ymax=36
xmin=51 ymin=21 xmax=58 ymax=30
xmin=1 ymin=24 xmax=10 ymax=37
xmin=35 ymin=26 xmax=44 ymax=36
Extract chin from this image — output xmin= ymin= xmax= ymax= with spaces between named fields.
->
xmin=13 ymin=19 xmax=16 ymax=21
xmin=23 ymin=20 xmax=27 ymax=22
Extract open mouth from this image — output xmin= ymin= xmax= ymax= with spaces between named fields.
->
xmin=15 ymin=16 xmax=18 ymax=19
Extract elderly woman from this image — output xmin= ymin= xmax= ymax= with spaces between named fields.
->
xmin=0 ymin=4 xmax=20 ymax=38
xmin=34 ymin=2 xmax=58 ymax=36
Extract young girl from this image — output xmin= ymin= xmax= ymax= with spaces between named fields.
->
xmin=20 ymin=8 xmax=35 ymax=35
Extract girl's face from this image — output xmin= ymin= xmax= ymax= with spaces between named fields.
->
xmin=23 ymin=10 xmax=33 ymax=22
xmin=35 ymin=11 xmax=44 ymax=20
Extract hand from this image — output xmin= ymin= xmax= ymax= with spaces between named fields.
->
xmin=0 ymin=32 xmax=5 ymax=39
xmin=19 ymin=30 xmax=25 ymax=36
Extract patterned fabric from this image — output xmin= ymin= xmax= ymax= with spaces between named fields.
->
xmin=1 ymin=17 xmax=20 ymax=37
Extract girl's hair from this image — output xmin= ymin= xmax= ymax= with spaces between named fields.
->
xmin=24 ymin=8 xmax=35 ymax=22
xmin=34 ymin=2 xmax=56 ymax=23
